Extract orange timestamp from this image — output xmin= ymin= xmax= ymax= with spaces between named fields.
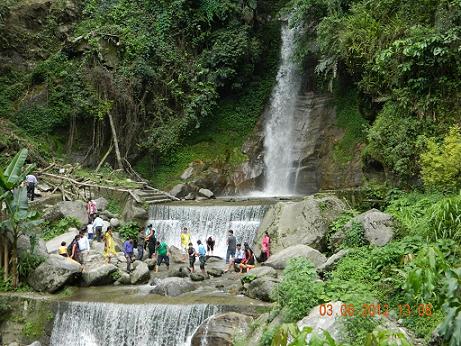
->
xmin=319 ymin=303 xmax=433 ymax=318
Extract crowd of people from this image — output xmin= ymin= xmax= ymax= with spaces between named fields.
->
xmin=57 ymin=198 xmax=272 ymax=276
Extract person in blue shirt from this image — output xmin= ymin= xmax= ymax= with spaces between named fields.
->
xmin=123 ymin=239 xmax=134 ymax=272
xmin=197 ymin=240 xmax=207 ymax=275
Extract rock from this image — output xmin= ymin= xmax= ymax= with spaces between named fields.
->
xmin=181 ymin=166 xmax=195 ymax=180
xmin=170 ymin=183 xmax=188 ymax=198
xmin=297 ymin=301 xmax=345 ymax=342
xmin=169 ymin=245 xmax=185 ymax=263
xmin=331 ymin=209 xmax=395 ymax=250
xmin=207 ymin=267 xmax=224 ymax=277
xmin=244 ymin=277 xmax=279 ymax=302
xmin=242 ymin=266 xmax=277 ymax=282
xmin=144 ymin=258 xmax=156 ymax=270
xmin=43 ymin=200 xmax=87 ymax=225
xmin=100 ymin=210 xmax=117 ymax=219
xmin=198 ymin=188 xmax=214 ymax=199
xmin=45 ymin=229 xmax=79 ymax=254
xmin=256 ymin=195 xmax=347 ymax=253
xmin=27 ymin=342 xmax=41 ymax=346
xmin=150 ymin=277 xmax=197 ymax=296
xmin=17 ymin=234 xmax=48 ymax=258
xmin=184 ymin=192 xmax=196 ymax=200
xmin=191 ymin=312 xmax=253 ymax=346
xmin=37 ymin=183 xmax=52 ymax=192
xmin=82 ymin=264 xmax=118 ymax=286
xmin=121 ymin=199 xmax=148 ymax=224
xmin=110 ymin=218 xmax=120 ymax=228
xmin=169 ymin=266 xmax=190 ymax=278
xmin=94 ymin=197 xmax=108 ymax=211
xmin=130 ymin=261 xmax=150 ymax=284
xmin=264 ymin=244 xmax=327 ymax=270
xmin=28 ymin=254 xmax=82 ymax=293
xmin=317 ymin=249 xmax=349 ymax=273
xmin=190 ymin=273 xmax=206 ymax=281
xmin=196 ymin=196 xmax=208 ymax=201
xmin=116 ymin=272 xmax=131 ymax=285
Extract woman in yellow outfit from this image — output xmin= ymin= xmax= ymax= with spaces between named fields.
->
xmin=180 ymin=227 xmax=191 ymax=261
xmin=104 ymin=226 xmax=117 ymax=263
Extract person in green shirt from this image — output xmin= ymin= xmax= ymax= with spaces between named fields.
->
xmin=155 ymin=241 xmax=170 ymax=272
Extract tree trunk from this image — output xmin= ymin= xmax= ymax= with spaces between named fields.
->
xmin=11 ymin=234 xmax=18 ymax=288
xmin=107 ymin=111 xmax=123 ymax=170
xmin=2 ymin=236 xmax=8 ymax=281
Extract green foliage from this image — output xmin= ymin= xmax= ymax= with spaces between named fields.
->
xmin=438 ymin=267 xmax=461 ymax=346
xmin=274 ymin=257 xmax=324 ymax=322
xmin=111 ymin=270 xmax=121 ymax=281
xmin=118 ymin=222 xmax=139 ymax=241
xmin=420 ymin=126 xmax=461 ymax=192
xmin=106 ymin=199 xmax=122 ymax=215
xmin=272 ymin=324 xmax=339 ymax=346
xmin=41 ymin=216 xmax=81 ymax=241
xmin=365 ymin=328 xmax=411 ymax=346
xmin=341 ymin=221 xmax=366 ymax=249
xmin=427 ymin=194 xmax=461 ymax=242
xmin=17 ymin=252 xmax=45 ymax=281
xmin=241 ymin=274 xmax=257 ymax=284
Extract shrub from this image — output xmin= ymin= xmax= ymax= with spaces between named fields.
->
xmin=118 ymin=222 xmax=139 ymax=241
xmin=274 ymin=257 xmax=324 ymax=322
xmin=341 ymin=221 xmax=366 ymax=249
xmin=438 ymin=267 xmax=461 ymax=346
xmin=427 ymin=195 xmax=461 ymax=242
xmin=17 ymin=253 xmax=45 ymax=281
xmin=41 ymin=216 xmax=81 ymax=241
xmin=420 ymin=126 xmax=461 ymax=192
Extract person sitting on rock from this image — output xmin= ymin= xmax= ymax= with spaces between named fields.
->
xmin=188 ymin=242 xmax=196 ymax=273
xmin=239 ymin=242 xmax=256 ymax=273
xmin=155 ymin=241 xmax=170 ymax=272
xmin=59 ymin=241 xmax=68 ymax=257
xmin=224 ymin=243 xmax=244 ymax=273
xmin=197 ymin=240 xmax=207 ymax=275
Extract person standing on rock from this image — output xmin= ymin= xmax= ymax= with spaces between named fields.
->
xmin=93 ymin=214 xmax=104 ymax=242
xmin=180 ymin=227 xmax=191 ymax=260
xmin=155 ymin=241 xmax=170 ymax=272
xmin=86 ymin=199 xmax=97 ymax=223
xmin=25 ymin=174 xmax=37 ymax=201
xmin=226 ymin=230 xmax=236 ymax=264
xmin=188 ymin=242 xmax=196 ymax=273
xmin=137 ymin=227 xmax=145 ymax=260
xmin=146 ymin=226 xmax=157 ymax=259
xmin=103 ymin=226 xmax=117 ymax=263
xmin=69 ymin=235 xmax=81 ymax=263
xmin=197 ymin=240 xmax=207 ymax=275
xmin=78 ymin=229 xmax=90 ymax=268
xmin=258 ymin=231 xmax=271 ymax=263
xmin=124 ymin=239 xmax=134 ymax=272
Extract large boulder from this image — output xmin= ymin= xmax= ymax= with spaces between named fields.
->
xmin=317 ymin=249 xmax=349 ymax=273
xmin=28 ymin=254 xmax=82 ymax=293
xmin=43 ymin=200 xmax=87 ymax=225
xmin=191 ymin=312 xmax=253 ymax=346
xmin=110 ymin=218 xmax=120 ymax=228
xmin=297 ymin=301 xmax=345 ymax=342
xmin=169 ymin=183 xmax=191 ymax=199
xmin=330 ymin=209 xmax=394 ymax=250
xmin=198 ymin=188 xmax=214 ymax=199
xmin=82 ymin=264 xmax=118 ymax=286
xmin=243 ymin=277 xmax=279 ymax=302
xmin=169 ymin=245 xmax=185 ymax=263
xmin=150 ymin=277 xmax=197 ymax=297
xmin=17 ymin=234 xmax=48 ymax=258
xmin=121 ymin=199 xmax=148 ymax=224
xmin=256 ymin=195 xmax=347 ymax=253
xmin=130 ymin=261 xmax=150 ymax=284
xmin=242 ymin=266 xmax=277 ymax=281
xmin=45 ymin=229 xmax=79 ymax=254
xmin=264 ymin=244 xmax=327 ymax=270
xmin=94 ymin=197 xmax=108 ymax=211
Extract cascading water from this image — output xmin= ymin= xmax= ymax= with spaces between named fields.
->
xmin=262 ymin=22 xmax=303 ymax=196
xmin=149 ymin=204 xmax=267 ymax=256
xmin=50 ymin=302 xmax=218 ymax=346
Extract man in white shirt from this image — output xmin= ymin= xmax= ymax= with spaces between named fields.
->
xmin=25 ymin=174 xmax=38 ymax=201
xmin=93 ymin=215 xmax=104 ymax=242
xmin=78 ymin=230 xmax=90 ymax=268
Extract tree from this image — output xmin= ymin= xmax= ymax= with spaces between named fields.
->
xmin=0 ymin=149 xmax=41 ymax=288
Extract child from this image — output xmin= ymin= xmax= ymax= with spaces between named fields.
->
xmin=188 ymin=242 xmax=196 ymax=273
xmin=58 ymin=241 xmax=68 ymax=257
xmin=197 ymin=240 xmax=207 ymax=275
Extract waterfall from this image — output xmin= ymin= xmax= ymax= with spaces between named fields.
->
xmin=148 ymin=204 xmax=267 ymax=256
xmin=50 ymin=302 xmax=218 ymax=346
xmin=262 ymin=22 xmax=303 ymax=196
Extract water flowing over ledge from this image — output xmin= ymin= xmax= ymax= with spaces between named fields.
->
xmin=149 ymin=204 xmax=268 ymax=256
xmin=50 ymin=301 xmax=218 ymax=346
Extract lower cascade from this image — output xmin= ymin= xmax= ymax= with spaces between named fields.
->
xmin=149 ymin=204 xmax=268 ymax=256
xmin=50 ymin=302 xmax=218 ymax=346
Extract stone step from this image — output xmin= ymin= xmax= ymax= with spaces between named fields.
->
xmin=145 ymin=198 xmax=173 ymax=204
xmin=143 ymin=195 xmax=172 ymax=202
